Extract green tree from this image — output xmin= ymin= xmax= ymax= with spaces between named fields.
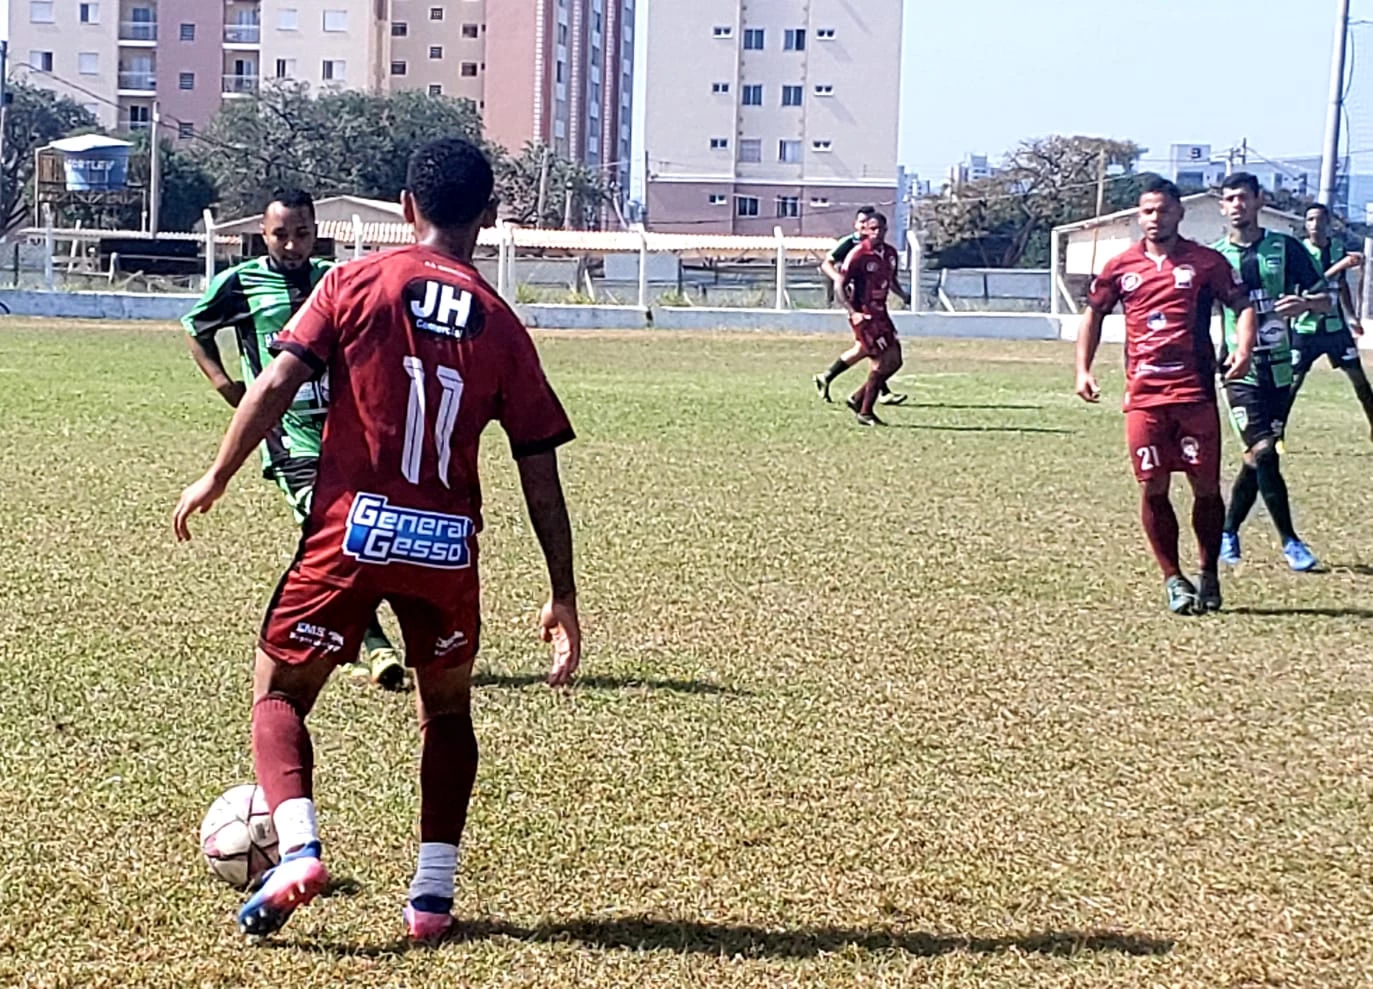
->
xmin=0 ymin=83 xmax=100 ymax=233
xmin=921 ymin=135 xmax=1146 ymax=268
xmin=495 ymin=141 xmax=611 ymax=228
xmin=125 ymin=132 xmax=218 ymax=232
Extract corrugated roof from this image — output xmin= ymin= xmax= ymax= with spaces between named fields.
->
xmin=47 ymin=134 xmax=133 ymax=153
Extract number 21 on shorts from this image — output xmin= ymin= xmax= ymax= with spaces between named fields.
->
xmin=402 ymin=356 xmax=464 ymax=487
xmin=1135 ymin=445 xmax=1161 ymax=473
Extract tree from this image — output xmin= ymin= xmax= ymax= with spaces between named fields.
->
xmin=494 ymin=141 xmax=611 ymax=229
xmin=921 ymin=136 xmax=1146 ymax=268
xmin=193 ymin=82 xmax=486 ymax=217
xmin=0 ymin=83 xmax=100 ymax=233
xmin=124 ymin=132 xmax=218 ymax=232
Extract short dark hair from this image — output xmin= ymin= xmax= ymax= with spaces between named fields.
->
xmin=1140 ymin=176 xmax=1182 ymax=204
xmin=266 ymin=188 xmax=315 ymax=218
xmin=856 ymin=205 xmax=877 ymax=217
xmin=1220 ymin=172 xmax=1262 ymax=198
xmin=1307 ymin=202 xmax=1331 ymax=217
xmin=868 ymin=211 xmax=888 ymax=227
xmin=406 ymin=137 xmax=494 ymax=228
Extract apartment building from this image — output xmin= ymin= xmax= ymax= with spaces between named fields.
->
xmin=9 ymin=0 xmax=634 ymax=202
xmin=642 ymin=0 xmax=903 ymax=236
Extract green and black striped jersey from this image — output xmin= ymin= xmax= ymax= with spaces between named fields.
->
xmin=182 ymin=256 xmax=333 ymax=476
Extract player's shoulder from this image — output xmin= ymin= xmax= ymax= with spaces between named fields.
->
xmin=1179 ymin=239 xmax=1229 ymax=266
xmin=1100 ymin=242 xmax=1142 ymax=274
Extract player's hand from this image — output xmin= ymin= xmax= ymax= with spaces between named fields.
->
xmin=1075 ymin=369 xmax=1101 ymax=403
xmin=539 ymin=597 xmax=581 ymax=687
xmin=218 ymin=380 xmax=247 ymax=408
xmin=1274 ymin=295 xmax=1308 ymax=319
xmin=1223 ymin=348 xmax=1253 ymax=382
xmin=173 ymin=471 xmax=228 ymax=542
xmin=1347 ymin=251 xmax=1365 ymax=270
xmin=848 ymin=311 xmax=870 ymax=326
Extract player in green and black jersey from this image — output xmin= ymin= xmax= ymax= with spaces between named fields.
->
xmin=1290 ymin=202 xmax=1373 ymax=436
xmin=812 ymin=205 xmax=908 ymax=406
xmin=183 ymin=189 xmax=404 ymax=688
xmin=1212 ymin=173 xmax=1328 ymax=572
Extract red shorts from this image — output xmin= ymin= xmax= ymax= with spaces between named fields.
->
xmin=259 ymin=569 xmax=479 ymax=670
xmin=853 ymin=314 xmax=897 ymax=355
xmin=1124 ymin=401 xmax=1221 ymax=484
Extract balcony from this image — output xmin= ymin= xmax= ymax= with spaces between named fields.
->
xmin=117 ymin=72 xmax=156 ymax=92
xmin=223 ymin=24 xmax=261 ymax=45
xmin=222 ymin=74 xmax=260 ymax=95
xmin=118 ymin=22 xmax=158 ymax=43
xmin=125 ymin=117 xmax=151 ymax=132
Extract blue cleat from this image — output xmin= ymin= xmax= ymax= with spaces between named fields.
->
xmin=237 ymin=842 xmax=329 ymax=937
xmin=1220 ymin=531 xmax=1242 ymax=566
xmin=1283 ymin=539 xmax=1319 ymax=573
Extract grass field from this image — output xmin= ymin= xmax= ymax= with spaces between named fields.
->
xmin=3 ymin=320 xmax=1373 ymax=987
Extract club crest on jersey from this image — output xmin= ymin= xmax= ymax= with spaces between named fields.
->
xmin=1121 ymin=272 xmax=1143 ymax=294
xmin=1173 ymin=265 xmax=1195 ymax=289
xmin=1146 ymin=311 xmax=1168 ymax=331
xmin=344 ymin=493 xmax=474 ymax=569
xmin=1180 ymin=436 xmax=1200 ymax=465
xmin=404 ymin=279 xmax=485 ymax=341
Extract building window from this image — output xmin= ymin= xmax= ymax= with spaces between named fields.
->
xmin=429 ymin=84 xmax=443 ymax=96
xmin=778 ymin=140 xmax=802 ymax=163
xmin=77 ymin=52 xmax=99 ymax=74
xmin=776 ymin=197 xmax=800 ymax=218
xmin=128 ymin=104 xmax=150 ymax=129
xmin=712 ymin=25 xmax=732 ymax=38
xmin=278 ymin=8 xmax=299 ymax=30
xmin=743 ymin=28 xmax=764 ymax=49
xmin=782 ymin=85 xmax=803 ymax=106
xmin=462 ymin=23 xmax=478 ymax=38
xmin=812 ymin=139 xmax=833 ymax=152
xmin=810 ymin=196 xmax=830 ymax=208
xmin=737 ymin=138 xmax=762 ymax=163
xmin=814 ymin=84 xmax=834 ymax=96
xmin=741 ymin=84 xmax=762 ymax=106
xmin=323 ymin=9 xmax=347 ymax=31
xmin=79 ymin=3 xmax=100 ymax=24
xmin=275 ymin=58 xmax=295 ymax=77
xmin=555 ymin=62 xmax=564 ymax=83
xmin=322 ymin=59 xmax=346 ymax=81
xmin=430 ymin=6 xmax=444 ymax=19
xmin=712 ymin=82 xmax=730 ymax=94
xmin=29 ymin=2 xmax=54 ymax=23
xmin=430 ymin=45 xmax=443 ymax=58
xmin=816 ymin=28 xmax=836 ymax=39
xmin=784 ymin=29 xmax=806 ymax=51
xmin=390 ymin=60 xmax=407 ymax=75
xmin=30 ymin=50 xmax=53 ymax=72
xmin=179 ymin=71 xmax=194 ymax=89
xmin=709 ymin=137 xmax=729 ymax=150
xmin=736 ymin=196 xmax=759 ymax=217
xmin=461 ymin=62 xmax=478 ymax=76
xmin=179 ymin=22 xmax=195 ymax=41
xmin=709 ymin=194 xmax=728 ymax=206
xmin=391 ymin=21 xmax=408 ymax=36
xmin=178 ymin=121 xmax=194 ymax=138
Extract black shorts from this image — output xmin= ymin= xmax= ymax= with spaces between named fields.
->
xmin=266 ymin=457 xmax=319 ymax=525
xmin=1224 ymin=379 xmax=1288 ymax=450
xmin=1293 ymin=329 xmax=1362 ymax=373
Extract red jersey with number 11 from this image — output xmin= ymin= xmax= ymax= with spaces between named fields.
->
xmin=270 ymin=245 xmax=574 ymax=605
xmin=1087 ymin=239 xmax=1248 ymax=409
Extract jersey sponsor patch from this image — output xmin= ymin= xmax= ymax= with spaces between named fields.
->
xmin=1121 ymin=272 xmax=1143 ymax=294
xmin=1180 ymin=435 xmax=1200 ymax=465
xmin=289 ymin=622 xmax=345 ymax=654
xmin=404 ymin=279 xmax=486 ymax=341
xmin=343 ymin=493 xmax=474 ymax=569
xmin=1173 ymin=265 xmax=1194 ymax=289
xmin=1147 ymin=311 xmax=1168 ymax=331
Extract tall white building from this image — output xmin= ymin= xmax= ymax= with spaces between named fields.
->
xmin=641 ymin=0 xmax=903 ymax=236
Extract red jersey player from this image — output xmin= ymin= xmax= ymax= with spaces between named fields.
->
xmin=840 ymin=211 xmax=908 ymax=426
xmin=1075 ymin=177 xmax=1256 ymax=615
xmin=173 ymin=138 xmax=579 ymax=942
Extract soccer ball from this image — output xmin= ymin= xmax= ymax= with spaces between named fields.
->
xmin=200 ymin=784 xmax=280 ymax=889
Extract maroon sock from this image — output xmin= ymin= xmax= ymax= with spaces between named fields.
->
xmin=419 ymin=710 xmax=479 ymax=845
xmin=1141 ymin=493 xmax=1182 ymax=578
xmin=252 ymin=694 xmax=314 ymax=809
xmin=1192 ymin=493 xmax=1225 ymax=574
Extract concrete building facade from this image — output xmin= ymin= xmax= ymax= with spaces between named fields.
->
xmin=642 ymin=0 xmax=903 ymax=236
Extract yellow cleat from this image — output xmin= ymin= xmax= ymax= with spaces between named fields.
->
xmin=368 ymin=647 xmax=406 ymax=691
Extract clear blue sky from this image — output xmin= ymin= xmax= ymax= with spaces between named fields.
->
xmin=901 ymin=0 xmax=1343 ymax=179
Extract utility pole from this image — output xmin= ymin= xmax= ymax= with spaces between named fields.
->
xmin=1320 ymin=0 xmax=1351 ymax=210
xmin=149 ymin=100 xmax=162 ymax=235
xmin=534 ymin=145 xmax=550 ymax=228
xmin=0 ymin=41 xmax=9 ymax=235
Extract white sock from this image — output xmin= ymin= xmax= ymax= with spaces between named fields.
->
xmin=408 ymin=842 xmax=459 ymax=905
xmin=273 ymin=797 xmax=319 ymax=856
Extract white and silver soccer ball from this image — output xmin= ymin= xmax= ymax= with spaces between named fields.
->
xmin=199 ymin=784 xmax=280 ymax=889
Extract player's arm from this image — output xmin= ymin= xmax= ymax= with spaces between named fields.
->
xmin=182 ymin=270 xmax=247 ymax=407
xmin=1274 ymin=236 xmax=1332 ymax=318
xmin=1075 ymin=264 xmax=1119 ymax=402
xmin=173 ymin=352 xmax=316 ymax=540
xmin=1224 ymin=304 xmax=1257 ymax=381
xmin=517 ymin=452 xmax=580 ymax=687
